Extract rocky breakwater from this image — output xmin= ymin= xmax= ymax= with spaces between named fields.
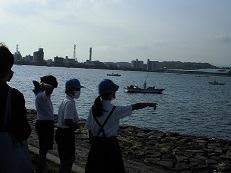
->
xmin=118 ymin=126 xmax=231 ymax=173
xmin=26 ymin=110 xmax=231 ymax=173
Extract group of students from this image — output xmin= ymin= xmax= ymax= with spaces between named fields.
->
xmin=0 ymin=43 xmax=157 ymax=173
xmin=33 ymin=76 xmax=83 ymax=173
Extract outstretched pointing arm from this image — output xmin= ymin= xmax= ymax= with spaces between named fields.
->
xmin=132 ymin=103 xmax=157 ymax=110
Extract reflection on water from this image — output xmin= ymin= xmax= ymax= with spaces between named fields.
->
xmin=10 ymin=65 xmax=231 ymax=140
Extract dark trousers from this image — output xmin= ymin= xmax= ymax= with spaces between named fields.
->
xmin=36 ymin=120 xmax=54 ymax=150
xmin=55 ymin=127 xmax=75 ymax=160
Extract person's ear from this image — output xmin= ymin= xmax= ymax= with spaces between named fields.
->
xmin=67 ymin=88 xmax=74 ymax=96
xmin=110 ymin=92 xmax=116 ymax=100
xmin=6 ymin=70 xmax=14 ymax=81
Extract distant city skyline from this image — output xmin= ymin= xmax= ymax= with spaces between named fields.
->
xmin=1 ymin=0 xmax=231 ymax=67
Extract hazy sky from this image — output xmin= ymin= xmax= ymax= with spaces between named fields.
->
xmin=1 ymin=0 xmax=231 ymax=67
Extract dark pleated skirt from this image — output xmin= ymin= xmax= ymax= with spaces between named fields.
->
xmin=85 ymin=136 xmax=126 ymax=173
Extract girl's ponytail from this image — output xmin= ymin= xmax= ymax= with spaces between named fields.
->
xmin=92 ymin=95 xmax=103 ymax=117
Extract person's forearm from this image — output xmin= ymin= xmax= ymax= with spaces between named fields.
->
xmin=40 ymin=83 xmax=54 ymax=95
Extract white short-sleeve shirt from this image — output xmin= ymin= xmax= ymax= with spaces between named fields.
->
xmin=58 ymin=95 xmax=79 ymax=129
xmin=35 ymin=91 xmax=54 ymax=120
xmin=85 ymin=100 xmax=132 ymax=137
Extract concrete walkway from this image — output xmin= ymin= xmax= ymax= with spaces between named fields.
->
xmin=29 ymin=145 xmax=85 ymax=173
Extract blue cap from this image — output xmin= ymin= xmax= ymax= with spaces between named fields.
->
xmin=98 ymin=79 xmax=119 ymax=95
xmin=65 ymin=78 xmax=84 ymax=89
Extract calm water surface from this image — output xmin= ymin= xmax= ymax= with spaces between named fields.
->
xmin=10 ymin=65 xmax=231 ymax=140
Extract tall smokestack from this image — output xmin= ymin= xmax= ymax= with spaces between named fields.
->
xmin=73 ymin=44 xmax=77 ymax=62
xmin=89 ymin=47 xmax=92 ymax=61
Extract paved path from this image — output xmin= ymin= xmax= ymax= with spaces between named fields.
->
xmin=29 ymin=145 xmax=85 ymax=173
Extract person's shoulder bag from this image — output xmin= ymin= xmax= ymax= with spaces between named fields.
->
xmin=0 ymin=88 xmax=34 ymax=173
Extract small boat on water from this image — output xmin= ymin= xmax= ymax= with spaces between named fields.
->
xmin=124 ymin=85 xmax=165 ymax=94
xmin=107 ymin=73 xmax=121 ymax=76
xmin=124 ymin=74 xmax=165 ymax=94
xmin=208 ymin=80 xmax=225 ymax=85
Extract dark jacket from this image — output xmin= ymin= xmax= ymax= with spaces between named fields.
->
xmin=0 ymin=81 xmax=31 ymax=141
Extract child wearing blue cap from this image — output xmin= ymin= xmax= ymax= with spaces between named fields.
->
xmin=85 ymin=79 xmax=157 ymax=173
xmin=55 ymin=78 xmax=84 ymax=173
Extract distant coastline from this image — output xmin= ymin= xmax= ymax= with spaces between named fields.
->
xmin=14 ymin=61 xmax=231 ymax=77
xmin=165 ymin=68 xmax=231 ymax=77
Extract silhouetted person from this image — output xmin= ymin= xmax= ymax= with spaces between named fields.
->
xmin=0 ymin=43 xmax=32 ymax=172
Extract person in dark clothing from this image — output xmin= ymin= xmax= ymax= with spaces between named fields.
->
xmin=0 ymin=43 xmax=32 ymax=170
xmin=0 ymin=43 xmax=31 ymax=140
